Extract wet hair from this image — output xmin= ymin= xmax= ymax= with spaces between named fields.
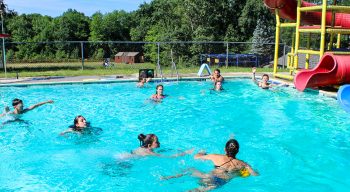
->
xmin=12 ymin=98 xmax=23 ymax=107
xmin=225 ymin=139 xmax=239 ymax=158
xmin=73 ymin=115 xmax=86 ymax=127
xmin=262 ymin=74 xmax=269 ymax=80
xmin=214 ymin=69 xmax=221 ymax=73
xmin=155 ymin=84 xmax=163 ymax=94
xmin=138 ymin=133 xmax=157 ymax=148
xmin=139 ymin=71 xmax=147 ymax=81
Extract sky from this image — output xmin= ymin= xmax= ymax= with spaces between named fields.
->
xmin=6 ymin=0 xmax=152 ymax=17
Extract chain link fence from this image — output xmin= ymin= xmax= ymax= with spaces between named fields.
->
xmin=0 ymin=41 xmax=284 ymax=78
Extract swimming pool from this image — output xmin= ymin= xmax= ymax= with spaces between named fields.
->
xmin=1 ymin=79 xmax=350 ymax=191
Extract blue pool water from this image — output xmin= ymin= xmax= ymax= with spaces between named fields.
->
xmin=1 ymin=79 xmax=350 ymax=191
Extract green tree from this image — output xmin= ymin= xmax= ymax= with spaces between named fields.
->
xmin=251 ymin=17 xmax=275 ymax=57
xmin=239 ymin=0 xmax=274 ymax=41
xmin=53 ymin=9 xmax=90 ymax=59
xmin=89 ymin=12 xmax=104 ymax=41
xmin=7 ymin=14 xmax=55 ymax=61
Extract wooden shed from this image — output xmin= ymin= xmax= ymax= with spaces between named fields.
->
xmin=114 ymin=52 xmax=144 ymax=64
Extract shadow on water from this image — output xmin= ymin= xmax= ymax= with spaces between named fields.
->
xmin=1 ymin=118 xmax=31 ymax=129
xmin=101 ymin=160 xmax=133 ymax=178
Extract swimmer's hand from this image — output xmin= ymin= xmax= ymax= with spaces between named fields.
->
xmin=47 ymin=100 xmax=54 ymax=103
xmin=252 ymin=67 xmax=257 ymax=73
xmin=0 ymin=106 xmax=11 ymax=117
xmin=184 ymin=148 xmax=195 ymax=155
xmin=4 ymin=106 xmax=10 ymax=113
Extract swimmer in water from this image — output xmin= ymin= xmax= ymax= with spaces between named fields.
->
xmin=252 ymin=67 xmax=271 ymax=89
xmin=0 ymin=98 xmax=54 ymax=117
xmin=212 ymin=81 xmax=224 ymax=91
xmin=252 ymin=67 xmax=288 ymax=89
xmin=132 ymin=133 xmax=193 ymax=157
xmin=60 ymin=115 xmax=101 ymax=135
xmin=150 ymin=84 xmax=167 ymax=102
xmin=210 ymin=69 xmax=224 ymax=83
xmin=162 ymin=139 xmax=258 ymax=191
xmin=137 ymin=77 xmax=152 ymax=88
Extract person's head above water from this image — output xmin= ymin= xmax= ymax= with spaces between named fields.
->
xmin=140 ymin=78 xmax=146 ymax=83
xmin=214 ymin=69 xmax=221 ymax=77
xmin=12 ymin=98 xmax=23 ymax=110
xmin=73 ymin=115 xmax=87 ymax=129
xmin=225 ymin=139 xmax=239 ymax=158
xmin=138 ymin=133 xmax=160 ymax=149
xmin=214 ymin=81 xmax=223 ymax=90
xmin=155 ymin=84 xmax=164 ymax=95
xmin=262 ymin=74 xmax=269 ymax=83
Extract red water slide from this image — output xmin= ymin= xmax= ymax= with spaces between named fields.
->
xmin=264 ymin=0 xmax=350 ymax=91
xmin=263 ymin=0 xmax=350 ymax=27
xmin=293 ymin=53 xmax=350 ymax=91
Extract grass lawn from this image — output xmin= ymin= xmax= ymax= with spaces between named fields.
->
xmin=0 ymin=61 xmax=287 ymax=78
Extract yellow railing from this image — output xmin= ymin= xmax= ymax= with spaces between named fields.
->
xmin=272 ymin=0 xmax=349 ymax=80
xmin=300 ymin=5 xmax=350 ymax=13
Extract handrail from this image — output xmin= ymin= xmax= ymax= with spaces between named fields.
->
xmin=170 ymin=49 xmax=179 ymax=81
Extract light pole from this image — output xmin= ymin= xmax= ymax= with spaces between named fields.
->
xmin=0 ymin=1 xmax=6 ymax=77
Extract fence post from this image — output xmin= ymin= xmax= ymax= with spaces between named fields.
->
xmin=226 ymin=42 xmax=229 ymax=68
xmin=1 ymin=11 xmax=7 ymax=77
xmin=81 ymin=42 xmax=84 ymax=70
xmin=156 ymin=42 xmax=163 ymax=80
xmin=2 ymin=39 xmax=6 ymax=77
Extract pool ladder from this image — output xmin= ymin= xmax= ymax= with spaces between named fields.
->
xmin=155 ymin=47 xmax=179 ymax=82
xmin=170 ymin=49 xmax=179 ymax=82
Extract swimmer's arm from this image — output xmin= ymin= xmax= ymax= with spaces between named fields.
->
xmin=276 ymin=82 xmax=289 ymax=87
xmin=158 ymin=148 xmax=194 ymax=158
xmin=149 ymin=152 xmax=162 ymax=157
xmin=146 ymin=77 xmax=152 ymax=82
xmin=26 ymin=100 xmax=54 ymax=112
xmin=194 ymin=153 xmax=218 ymax=160
xmin=252 ymin=68 xmax=259 ymax=86
xmin=244 ymin=163 xmax=259 ymax=176
xmin=0 ymin=107 xmax=10 ymax=117
xmin=60 ymin=128 xmax=74 ymax=136
xmin=170 ymin=148 xmax=194 ymax=157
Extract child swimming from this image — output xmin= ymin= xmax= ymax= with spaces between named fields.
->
xmin=0 ymin=98 xmax=54 ymax=117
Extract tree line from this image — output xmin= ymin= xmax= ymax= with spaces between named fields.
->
xmin=2 ymin=0 xmax=277 ymax=64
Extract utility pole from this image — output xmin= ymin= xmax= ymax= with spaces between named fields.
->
xmin=0 ymin=0 xmax=6 ymax=77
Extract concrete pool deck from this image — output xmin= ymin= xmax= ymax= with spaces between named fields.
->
xmin=0 ymin=72 xmax=337 ymax=98
xmin=0 ymin=72 xmax=253 ymax=85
